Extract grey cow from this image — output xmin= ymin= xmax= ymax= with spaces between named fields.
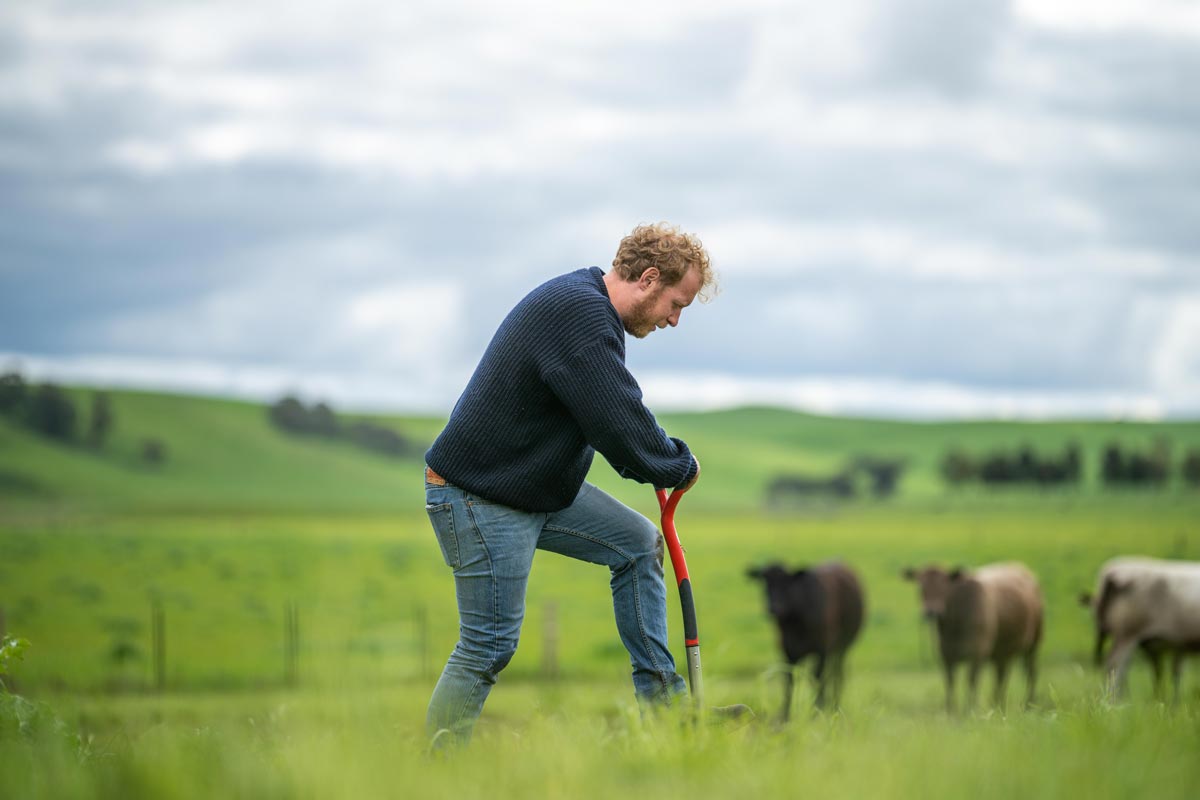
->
xmin=1081 ymin=556 xmax=1200 ymax=700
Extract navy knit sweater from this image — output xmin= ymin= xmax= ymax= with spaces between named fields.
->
xmin=425 ymin=267 xmax=697 ymax=512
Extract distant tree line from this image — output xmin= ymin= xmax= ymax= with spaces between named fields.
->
xmin=268 ymin=396 xmax=419 ymax=459
xmin=1184 ymin=451 xmax=1200 ymax=487
xmin=941 ymin=444 xmax=1082 ymax=488
xmin=1 ymin=369 xmax=113 ymax=447
xmin=1100 ymin=442 xmax=1166 ymax=486
xmin=941 ymin=441 xmax=1200 ymax=489
xmin=1 ymin=368 xmax=168 ymax=465
xmin=766 ymin=456 xmax=908 ymax=506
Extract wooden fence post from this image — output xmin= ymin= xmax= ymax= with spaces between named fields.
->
xmin=543 ymin=601 xmax=559 ymax=680
xmin=1 ymin=605 xmax=14 ymax=694
xmin=151 ymin=601 xmax=166 ymax=692
xmin=284 ymin=601 xmax=300 ymax=688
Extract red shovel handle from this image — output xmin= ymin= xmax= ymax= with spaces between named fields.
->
xmin=656 ymin=487 xmax=690 ymax=586
xmin=656 ymin=487 xmax=699 ymax=651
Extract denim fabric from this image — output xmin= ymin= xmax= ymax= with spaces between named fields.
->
xmin=424 ymin=471 xmax=686 ymax=742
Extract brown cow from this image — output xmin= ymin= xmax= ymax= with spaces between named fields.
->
xmin=902 ymin=562 xmax=1043 ymax=713
xmin=747 ymin=561 xmax=865 ymax=719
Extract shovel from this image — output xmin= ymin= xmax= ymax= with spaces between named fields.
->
xmin=656 ymin=487 xmax=703 ymax=714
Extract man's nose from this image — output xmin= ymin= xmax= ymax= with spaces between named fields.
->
xmin=668 ymin=310 xmax=681 ymax=327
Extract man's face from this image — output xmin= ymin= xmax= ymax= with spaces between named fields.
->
xmin=622 ymin=267 xmax=703 ymax=339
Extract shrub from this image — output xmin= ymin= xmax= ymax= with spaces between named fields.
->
xmin=345 ymin=421 xmax=412 ymax=458
xmin=269 ymin=396 xmax=340 ymax=437
xmin=141 ymin=438 xmax=168 ymax=466
xmin=269 ymin=396 xmax=415 ymax=458
xmin=25 ymin=383 xmax=77 ymax=442
xmin=269 ymin=396 xmax=311 ymax=434
xmin=1183 ymin=450 xmax=1200 ymax=488
xmin=87 ymin=391 xmax=114 ymax=448
xmin=0 ymin=372 xmax=28 ymax=417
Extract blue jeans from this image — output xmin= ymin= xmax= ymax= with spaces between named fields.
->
xmin=424 ymin=471 xmax=687 ymax=742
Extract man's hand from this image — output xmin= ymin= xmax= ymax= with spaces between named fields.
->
xmin=680 ymin=456 xmax=701 ymax=492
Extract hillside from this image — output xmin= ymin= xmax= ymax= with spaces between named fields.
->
xmin=0 ymin=390 xmax=438 ymax=514
xmin=1 ymin=388 xmax=1199 ymax=514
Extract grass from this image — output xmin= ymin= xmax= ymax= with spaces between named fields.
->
xmin=2 ymin=499 xmax=1199 ymax=798
xmin=6 ymin=680 xmax=1200 ymax=800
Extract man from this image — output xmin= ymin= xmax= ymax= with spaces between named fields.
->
xmin=423 ymin=222 xmax=716 ymax=745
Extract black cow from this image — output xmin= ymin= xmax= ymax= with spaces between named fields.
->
xmin=747 ymin=561 xmax=866 ymax=719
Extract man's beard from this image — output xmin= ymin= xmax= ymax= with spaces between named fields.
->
xmin=623 ymin=288 xmax=664 ymax=339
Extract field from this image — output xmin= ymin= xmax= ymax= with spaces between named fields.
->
xmin=2 ymin=390 xmax=1200 ymax=798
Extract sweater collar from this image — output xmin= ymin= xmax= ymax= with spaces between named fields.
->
xmin=588 ymin=266 xmax=608 ymax=298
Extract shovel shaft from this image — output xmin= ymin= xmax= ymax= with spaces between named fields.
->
xmin=656 ymin=488 xmax=703 ymax=708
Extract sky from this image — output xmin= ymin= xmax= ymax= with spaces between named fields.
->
xmin=2 ymin=0 xmax=1198 ymax=419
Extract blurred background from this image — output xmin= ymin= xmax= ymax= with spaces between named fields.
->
xmin=3 ymin=0 xmax=1198 ymax=420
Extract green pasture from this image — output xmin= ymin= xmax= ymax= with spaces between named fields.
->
xmin=2 ymin=390 xmax=1200 ymax=798
xmin=2 ymin=502 xmax=1198 ymax=692
xmin=3 ymin=500 xmax=1200 ymax=798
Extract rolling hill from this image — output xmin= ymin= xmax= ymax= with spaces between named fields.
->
xmin=1 ymin=387 xmax=1198 ymax=514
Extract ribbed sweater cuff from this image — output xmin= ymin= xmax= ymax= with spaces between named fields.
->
xmin=674 ymin=456 xmax=698 ymax=490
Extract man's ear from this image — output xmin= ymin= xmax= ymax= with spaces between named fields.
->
xmin=638 ymin=267 xmax=660 ymax=289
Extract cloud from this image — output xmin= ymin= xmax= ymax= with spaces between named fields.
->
xmin=98 ymin=236 xmax=469 ymax=374
xmin=1014 ymin=0 xmax=1200 ymax=38
xmin=871 ymin=0 xmax=1012 ymax=96
xmin=1 ymin=0 xmax=1197 ymax=419
xmin=637 ymin=370 xmax=1175 ymax=420
xmin=1148 ymin=294 xmax=1200 ymax=400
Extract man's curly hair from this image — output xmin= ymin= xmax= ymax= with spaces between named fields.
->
xmin=612 ymin=222 xmax=717 ymax=302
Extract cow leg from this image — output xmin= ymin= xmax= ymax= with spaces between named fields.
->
xmin=1093 ymin=630 xmax=1108 ymax=668
xmin=1023 ymin=649 xmax=1038 ymax=709
xmin=943 ymin=660 xmax=957 ymax=715
xmin=1171 ymin=651 xmax=1183 ymax=706
xmin=1105 ymin=638 xmax=1138 ymax=700
xmin=812 ymin=653 xmax=828 ymax=711
xmin=830 ymin=653 xmax=846 ymax=710
xmin=966 ymin=659 xmax=982 ymax=713
xmin=780 ymin=665 xmax=795 ymax=723
xmin=1144 ymin=644 xmax=1165 ymax=700
xmin=992 ymin=657 xmax=1010 ymax=712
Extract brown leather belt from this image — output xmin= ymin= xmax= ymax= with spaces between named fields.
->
xmin=424 ymin=466 xmax=447 ymax=486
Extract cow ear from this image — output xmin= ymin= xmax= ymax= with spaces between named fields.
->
xmin=948 ymin=566 xmax=966 ymax=581
xmin=901 ymin=567 xmax=916 ymax=581
xmin=1107 ymin=578 xmax=1131 ymax=596
xmin=746 ymin=566 xmax=764 ymax=581
xmin=792 ymin=567 xmax=809 ymax=579
xmin=1078 ymin=592 xmax=1093 ymax=608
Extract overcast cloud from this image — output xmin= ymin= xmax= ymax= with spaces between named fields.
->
xmin=2 ymin=0 xmax=1198 ymax=418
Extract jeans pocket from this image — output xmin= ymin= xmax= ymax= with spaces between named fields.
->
xmin=426 ymin=502 xmax=460 ymax=569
